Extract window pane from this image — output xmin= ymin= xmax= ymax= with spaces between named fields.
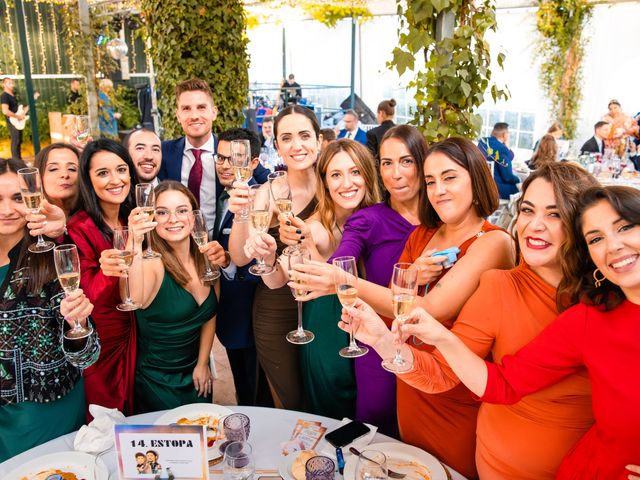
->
xmin=489 ymin=111 xmax=502 ymax=127
xmin=504 ymin=111 xmax=518 ymax=128
xmin=518 ymin=132 xmax=534 ymax=149
xmin=520 ymin=113 xmax=535 ymax=132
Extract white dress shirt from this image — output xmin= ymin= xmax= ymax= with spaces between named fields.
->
xmin=181 ymin=135 xmax=217 ymax=237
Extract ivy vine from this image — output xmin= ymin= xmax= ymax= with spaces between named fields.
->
xmin=388 ymin=0 xmax=508 ymax=143
xmin=300 ymin=3 xmax=372 ymax=28
xmin=536 ymin=0 xmax=591 ymax=138
xmin=140 ymin=0 xmax=249 ymax=139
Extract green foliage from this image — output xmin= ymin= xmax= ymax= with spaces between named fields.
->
xmin=114 ymin=84 xmax=139 ymax=130
xmin=140 ymin=0 xmax=250 ymax=139
xmin=536 ymin=0 xmax=592 ymax=138
xmin=388 ymin=0 xmax=508 ymax=143
xmin=300 ymin=3 xmax=373 ymax=28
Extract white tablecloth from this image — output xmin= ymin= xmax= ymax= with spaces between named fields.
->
xmin=0 ymin=406 xmax=466 ymax=480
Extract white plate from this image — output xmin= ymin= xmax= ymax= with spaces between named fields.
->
xmin=4 ymin=451 xmax=108 ymax=480
xmin=278 ymin=452 xmax=297 ymax=480
xmin=344 ymin=442 xmax=447 ymax=480
xmin=154 ymin=403 xmax=234 ymax=460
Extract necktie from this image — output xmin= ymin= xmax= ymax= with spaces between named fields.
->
xmin=188 ymin=149 xmax=204 ymax=206
xmin=347 ymin=131 xmax=352 ymax=139
xmin=213 ymin=189 xmax=230 ymax=239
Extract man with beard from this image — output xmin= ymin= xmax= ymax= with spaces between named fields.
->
xmin=125 ymin=128 xmax=162 ymax=186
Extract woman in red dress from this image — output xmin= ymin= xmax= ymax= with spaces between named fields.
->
xmin=389 ymin=185 xmax=640 ymax=479
xmin=67 ymin=138 xmax=139 ymax=415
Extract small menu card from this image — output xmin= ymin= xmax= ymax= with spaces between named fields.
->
xmin=281 ymin=419 xmax=327 ymax=455
xmin=114 ymin=424 xmax=210 ymax=480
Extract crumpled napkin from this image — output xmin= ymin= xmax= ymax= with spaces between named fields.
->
xmin=319 ymin=418 xmax=377 ymax=459
xmin=74 ymin=404 xmax=127 ymax=454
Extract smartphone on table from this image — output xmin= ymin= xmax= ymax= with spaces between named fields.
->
xmin=324 ymin=421 xmax=371 ymax=448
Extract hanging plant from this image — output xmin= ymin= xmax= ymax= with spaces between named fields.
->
xmin=536 ymin=0 xmax=592 ymax=138
xmin=300 ymin=2 xmax=372 ymax=28
xmin=388 ymin=0 xmax=508 ymax=143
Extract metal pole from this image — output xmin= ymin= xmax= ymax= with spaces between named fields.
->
xmin=14 ymin=0 xmax=39 ymax=153
xmin=78 ymin=0 xmax=99 ymax=136
xmin=349 ymin=15 xmax=356 ymax=110
xmin=282 ymin=27 xmax=286 ymax=80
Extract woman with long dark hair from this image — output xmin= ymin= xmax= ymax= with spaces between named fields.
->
xmin=67 ymin=138 xmax=138 ymax=415
xmin=34 ymin=143 xmax=80 ymax=217
xmin=0 ymin=158 xmax=98 ymax=461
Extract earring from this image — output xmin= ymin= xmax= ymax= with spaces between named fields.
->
xmin=593 ymin=268 xmax=606 ymax=288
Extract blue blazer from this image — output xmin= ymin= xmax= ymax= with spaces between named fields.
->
xmin=338 ymin=128 xmax=367 ymax=145
xmin=159 ymin=135 xmax=271 ymax=184
xmin=213 ymin=182 xmax=261 ymax=350
xmin=478 ymin=136 xmax=520 ymax=200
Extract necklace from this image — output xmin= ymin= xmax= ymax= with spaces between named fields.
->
xmin=335 ymin=223 xmax=344 ymax=235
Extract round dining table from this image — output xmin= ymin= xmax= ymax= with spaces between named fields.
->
xmin=0 ymin=405 xmax=466 ymax=480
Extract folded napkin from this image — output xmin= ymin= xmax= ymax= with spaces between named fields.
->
xmin=74 ymin=404 xmax=127 ymax=454
xmin=319 ymin=418 xmax=377 ymax=459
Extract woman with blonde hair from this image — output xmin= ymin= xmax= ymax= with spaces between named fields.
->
xmin=98 ymin=79 xmax=120 ymax=139
xmin=248 ymin=139 xmax=380 ymax=417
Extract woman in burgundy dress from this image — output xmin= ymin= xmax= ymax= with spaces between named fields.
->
xmin=67 ymin=138 xmax=139 ymax=415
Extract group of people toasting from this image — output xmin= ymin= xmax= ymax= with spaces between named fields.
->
xmin=0 ymin=76 xmax=638 ymax=479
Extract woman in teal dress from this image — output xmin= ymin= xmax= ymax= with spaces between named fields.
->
xmin=101 ymin=181 xmax=217 ymax=414
xmin=252 ymin=139 xmax=380 ymax=418
xmin=0 ymin=158 xmax=99 ymax=461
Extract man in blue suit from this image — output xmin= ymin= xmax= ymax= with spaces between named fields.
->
xmin=200 ymin=127 xmax=271 ymax=406
xmin=478 ymin=122 xmax=521 ymax=200
xmin=337 ymin=109 xmax=367 ymax=145
xmin=159 ymin=78 xmax=269 ymax=237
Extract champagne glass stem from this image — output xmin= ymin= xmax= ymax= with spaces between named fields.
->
xmin=123 ymin=273 xmax=133 ymax=304
xmin=36 ymin=234 xmax=47 ymax=247
xmin=204 ymin=255 xmax=214 ymax=276
xmin=296 ymin=300 xmax=304 ymax=334
xmin=348 ymin=313 xmax=358 ymax=350
xmin=145 ymin=232 xmax=153 ymax=256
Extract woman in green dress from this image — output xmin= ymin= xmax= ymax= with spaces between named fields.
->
xmin=0 ymin=158 xmax=99 ymax=461
xmin=250 ymin=139 xmax=380 ymax=418
xmin=101 ymin=181 xmax=217 ymax=414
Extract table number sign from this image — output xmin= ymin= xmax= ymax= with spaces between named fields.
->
xmin=114 ymin=424 xmax=210 ymax=479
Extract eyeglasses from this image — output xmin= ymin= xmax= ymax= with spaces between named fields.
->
xmin=215 ymin=154 xmax=232 ymax=165
xmin=155 ymin=207 xmax=192 ymax=223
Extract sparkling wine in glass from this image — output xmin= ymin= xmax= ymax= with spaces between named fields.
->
xmin=286 ymin=248 xmax=314 ymax=344
xmin=54 ymin=244 xmax=94 ymax=340
xmin=248 ymin=185 xmax=275 ymax=276
xmin=268 ymin=170 xmax=298 ymax=255
xmin=192 ymin=210 xmax=221 ymax=282
xmin=136 ymin=183 xmax=161 ymax=259
xmin=17 ymin=168 xmax=55 ymax=253
xmin=231 ymin=139 xmax=252 ymax=222
xmin=382 ymin=262 xmax=419 ymax=373
xmin=333 ymin=255 xmax=368 ymax=358
xmin=113 ymin=226 xmax=141 ymax=311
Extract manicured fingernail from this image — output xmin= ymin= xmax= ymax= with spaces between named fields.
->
xmin=300 ymin=235 xmax=305 ymax=240
xmin=285 ymin=221 xmax=291 ymax=226
xmin=295 ymin=229 xmax=302 ymax=234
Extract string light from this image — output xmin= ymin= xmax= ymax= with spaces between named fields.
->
xmin=4 ymin=1 xmax=19 ymax=73
xmin=129 ymin=26 xmax=137 ymax=72
xmin=21 ymin=0 xmax=35 ymax=73
xmin=34 ymin=0 xmax=47 ymax=73
xmin=49 ymin=3 xmax=62 ymax=74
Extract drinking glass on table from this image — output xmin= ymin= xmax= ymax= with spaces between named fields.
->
xmin=268 ymin=170 xmax=298 ymax=255
xmin=382 ymin=263 xmax=419 ymax=373
xmin=113 ymin=226 xmax=141 ymax=311
xmin=54 ymin=244 xmax=94 ymax=340
xmin=223 ymin=441 xmax=255 ymax=480
xmin=355 ymin=451 xmax=388 ymax=480
xmin=231 ymin=139 xmax=252 ymax=222
xmin=191 ymin=210 xmax=221 ymax=282
xmin=286 ymin=248 xmax=315 ymax=344
xmin=305 ymin=456 xmax=336 ymax=480
xmin=220 ymin=413 xmax=251 ymax=453
xmin=136 ymin=183 xmax=161 ymax=259
xmin=333 ymin=256 xmax=368 ymax=358
xmin=248 ymin=185 xmax=275 ymax=276
xmin=17 ymin=167 xmax=55 ymax=253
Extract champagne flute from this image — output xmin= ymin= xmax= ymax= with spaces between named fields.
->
xmin=333 ymin=255 xmax=368 ymax=358
xmin=286 ymin=248 xmax=315 ymax=344
xmin=191 ymin=210 xmax=221 ymax=282
xmin=54 ymin=244 xmax=93 ymax=340
xmin=354 ymin=451 xmax=388 ymax=480
xmin=17 ymin=167 xmax=55 ymax=253
xmin=136 ymin=183 xmax=161 ymax=259
xmin=382 ymin=262 xmax=419 ymax=373
xmin=248 ymin=185 xmax=275 ymax=276
xmin=231 ymin=139 xmax=252 ymax=222
xmin=113 ymin=226 xmax=141 ymax=311
xmin=268 ymin=170 xmax=298 ymax=255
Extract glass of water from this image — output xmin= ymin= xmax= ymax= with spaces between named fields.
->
xmin=355 ymin=450 xmax=388 ymax=480
xmin=223 ymin=441 xmax=255 ymax=480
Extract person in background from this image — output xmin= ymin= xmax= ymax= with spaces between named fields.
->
xmin=338 ymin=110 xmax=367 ymax=145
xmin=259 ymin=117 xmax=279 ymax=170
xmin=478 ymin=122 xmax=521 ymax=200
xmin=283 ymin=74 xmax=302 ymax=104
xmin=320 ymin=128 xmax=336 ymax=152
xmin=260 ymin=116 xmax=275 ymax=149
xmin=67 ymin=79 xmax=81 ymax=107
xmin=580 ymin=121 xmax=611 ymax=155
xmin=0 ymin=158 xmax=99 ymax=461
xmin=101 ymin=181 xmax=217 ymax=413
xmin=602 ymin=99 xmax=638 ymax=157
xmin=98 ymin=79 xmax=120 ymax=140
xmin=533 ymin=122 xmax=563 ymax=151
xmin=35 ymin=143 xmax=80 ymax=218
xmin=204 ymin=127 xmax=269 ymax=406
xmin=124 ymin=128 xmax=162 ymax=187
xmin=394 ymin=185 xmax=640 ymax=479
xmin=1 ymin=77 xmax=27 ymax=160
xmin=527 ymin=134 xmax=558 ymax=170
xmin=67 ymin=139 xmax=138 ymax=416
xmin=366 ymin=99 xmax=396 ymax=159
